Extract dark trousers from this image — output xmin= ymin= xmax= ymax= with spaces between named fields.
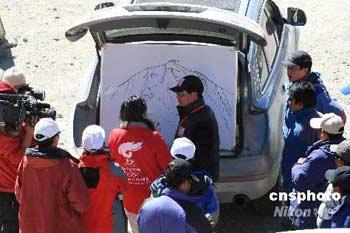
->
xmin=0 ymin=192 xmax=18 ymax=233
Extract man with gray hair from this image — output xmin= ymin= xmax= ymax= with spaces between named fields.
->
xmin=1 ymin=66 xmax=27 ymax=91
xmin=0 ymin=79 xmax=35 ymax=233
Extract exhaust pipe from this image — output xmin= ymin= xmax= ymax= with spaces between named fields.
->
xmin=233 ymin=194 xmax=250 ymax=206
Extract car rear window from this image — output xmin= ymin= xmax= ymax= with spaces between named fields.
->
xmin=133 ymin=0 xmax=241 ymax=12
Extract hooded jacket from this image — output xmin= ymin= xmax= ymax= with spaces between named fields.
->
xmin=138 ymin=188 xmax=212 ymax=233
xmin=15 ymin=147 xmax=89 ymax=233
xmin=289 ymin=137 xmax=345 ymax=229
xmin=108 ymin=122 xmax=172 ymax=214
xmin=151 ymin=170 xmax=218 ymax=214
xmin=304 ymin=72 xmax=346 ymax=123
xmin=79 ymin=153 xmax=127 ymax=233
xmin=176 ymin=98 xmax=220 ymax=181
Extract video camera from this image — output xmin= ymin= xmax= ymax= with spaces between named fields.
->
xmin=17 ymin=84 xmax=45 ymax=101
xmin=0 ymin=91 xmax=56 ymax=132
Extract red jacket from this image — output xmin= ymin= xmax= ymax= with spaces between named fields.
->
xmin=79 ymin=153 xmax=127 ymax=233
xmin=15 ymin=147 xmax=89 ymax=233
xmin=0 ymin=130 xmax=26 ymax=193
xmin=108 ymin=123 xmax=172 ymax=214
xmin=0 ymin=81 xmax=16 ymax=94
xmin=0 ymin=81 xmax=22 ymax=193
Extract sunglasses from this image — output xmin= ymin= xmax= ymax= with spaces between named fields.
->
xmin=176 ymin=92 xmax=186 ymax=97
xmin=287 ymin=66 xmax=301 ymax=71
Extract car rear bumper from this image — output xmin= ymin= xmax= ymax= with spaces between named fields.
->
xmin=216 ymin=160 xmax=279 ymax=203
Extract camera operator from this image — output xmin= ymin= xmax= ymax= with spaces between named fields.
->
xmin=0 ymin=76 xmax=36 ymax=233
xmin=2 ymin=67 xmax=27 ymax=92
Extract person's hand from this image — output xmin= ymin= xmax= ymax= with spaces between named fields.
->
xmin=23 ymin=116 xmax=37 ymax=135
xmin=22 ymin=116 xmax=39 ymax=149
xmin=210 ymin=221 xmax=215 ymax=228
xmin=205 ymin=213 xmax=216 ymax=229
xmin=297 ymin=157 xmax=306 ymax=164
xmin=26 ymin=116 xmax=39 ymax=128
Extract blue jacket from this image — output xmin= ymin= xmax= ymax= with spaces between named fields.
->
xmin=322 ymin=195 xmax=350 ymax=228
xmin=284 ymin=72 xmax=347 ymax=131
xmin=137 ymin=191 xmax=197 ymax=233
xmin=151 ymin=170 xmax=219 ymax=214
xmin=289 ymin=138 xmax=344 ymax=229
xmin=304 ymin=72 xmax=346 ymax=123
xmin=282 ymin=108 xmax=320 ymax=192
xmin=282 ymin=72 xmax=346 ymax=192
xmin=138 ymin=188 xmax=212 ymax=233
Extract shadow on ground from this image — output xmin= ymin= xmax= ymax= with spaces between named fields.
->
xmin=215 ymin=203 xmax=284 ymax=233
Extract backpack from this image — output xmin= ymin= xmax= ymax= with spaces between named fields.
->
xmin=170 ymin=197 xmax=213 ymax=233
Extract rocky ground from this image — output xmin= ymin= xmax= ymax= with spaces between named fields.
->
xmin=1 ymin=0 xmax=349 ymax=232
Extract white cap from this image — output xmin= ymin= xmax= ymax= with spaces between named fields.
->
xmin=310 ymin=113 xmax=345 ymax=135
xmin=170 ymin=137 xmax=196 ymax=160
xmin=82 ymin=125 xmax=105 ymax=151
xmin=2 ymin=67 xmax=26 ymax=88
xmin=34 ymin=118 xmax=60 ymax=141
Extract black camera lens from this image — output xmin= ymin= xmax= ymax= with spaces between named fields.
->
xmin=32 ymin=90 xmax=45 ymax=101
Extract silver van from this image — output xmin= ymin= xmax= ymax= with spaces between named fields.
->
xmin=66 ymin=0 xmax=307 ymax=205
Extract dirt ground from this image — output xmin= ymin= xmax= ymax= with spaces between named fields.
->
xmin=1 ymin=0 xmax=350 ymax=232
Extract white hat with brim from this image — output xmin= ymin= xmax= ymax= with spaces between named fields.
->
xmin=82 ymin=125 xmax=105 ymax=151
xmin=170 ymin=137 xmax=196 ymax=160
xmin=310 ymin=113 xmax=345 ymax=135
xmin=34 ymin=118 xmax=60 ymax=141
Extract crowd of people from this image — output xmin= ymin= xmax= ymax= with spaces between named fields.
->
xmin=0 ymin=49 xmax=349 ymax=233
xmin=281 ymin=50 xmax=350 ymax=230
xmin=0 ymin=71 xmax=220 ymax=233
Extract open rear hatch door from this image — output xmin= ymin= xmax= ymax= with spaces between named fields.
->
xmin=65 ymin=2 xmax=267 ymax=47
xmin=67 ymin=3 xmax=267 ymax=151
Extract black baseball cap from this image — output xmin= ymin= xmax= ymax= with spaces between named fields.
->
xmin=169 ymin=75 xmax=204 ymax=95
xmin=165 ymin=159 xmax=197 ymax=187
xmin=331 ymin=140 xmax=350 ymax=164
xmin=282 ymin=50 xmax=312 ymax=69
xmin=325 ymin=166 xmax=350 ymax=192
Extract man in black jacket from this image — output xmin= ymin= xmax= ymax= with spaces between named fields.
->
xmin=170 ymin=75 xmax=220 ymax=181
